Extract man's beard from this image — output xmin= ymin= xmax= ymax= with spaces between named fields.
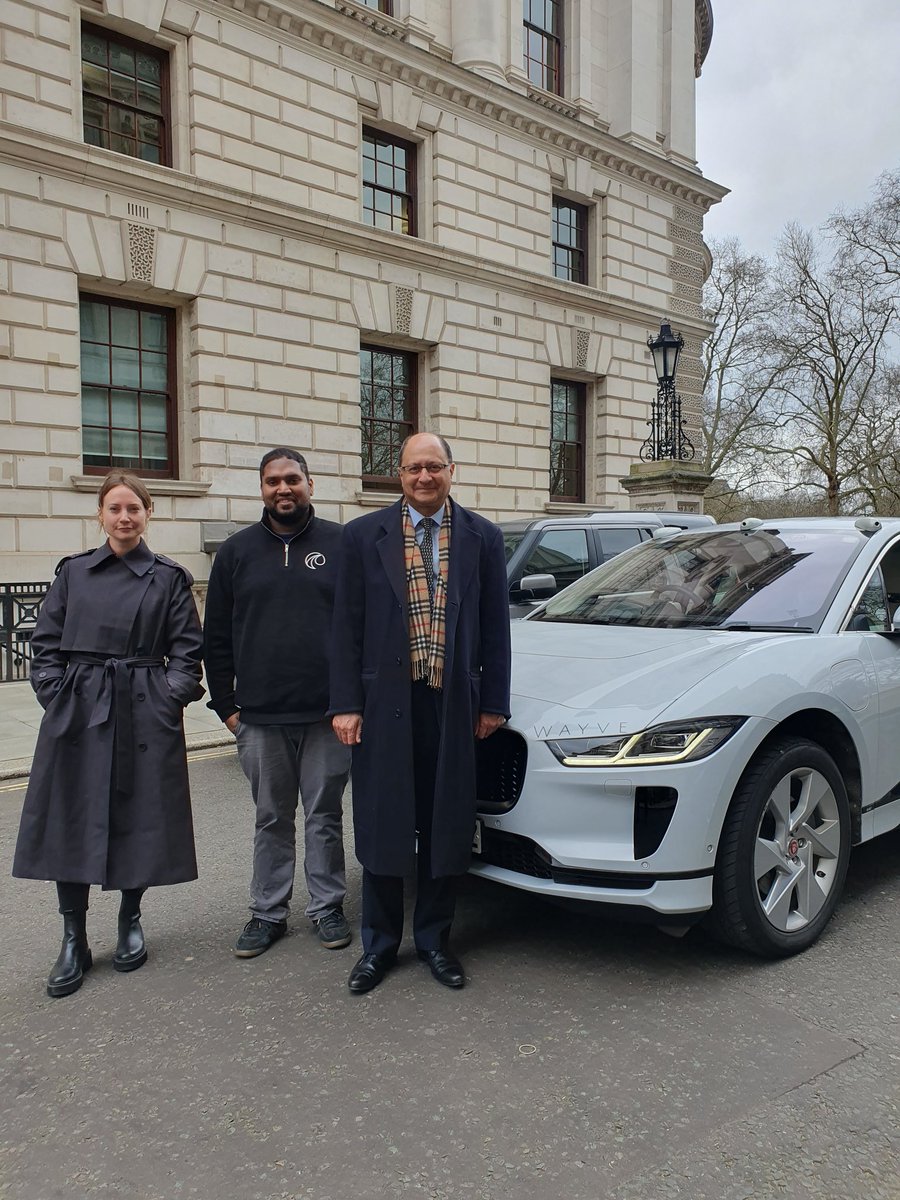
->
xmin=264 ymin=500 xmax=310 ymax=528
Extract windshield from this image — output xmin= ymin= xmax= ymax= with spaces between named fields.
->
xmin=531 ymin=528 xmax=866 ymax=631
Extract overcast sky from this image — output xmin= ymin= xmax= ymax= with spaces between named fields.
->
xmin=695 ymin=1 xmax=900 ymax=258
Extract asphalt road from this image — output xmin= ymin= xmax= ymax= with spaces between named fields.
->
xmin=2 ymin=749 xmax=900 ymax=1200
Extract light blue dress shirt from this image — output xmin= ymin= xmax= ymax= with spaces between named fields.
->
xmin=408 ymin=504 xmax=443 ymax=576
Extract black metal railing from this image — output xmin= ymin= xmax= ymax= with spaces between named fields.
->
xmin=0 ymin=582 xmax=50 ymax=681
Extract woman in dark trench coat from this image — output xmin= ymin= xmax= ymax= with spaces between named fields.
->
xmin=13 ymin=472 xmax=204 ymax=997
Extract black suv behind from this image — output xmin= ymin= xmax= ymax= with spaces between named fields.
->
xmin=503 ymin=511 xmax=715 ymax=617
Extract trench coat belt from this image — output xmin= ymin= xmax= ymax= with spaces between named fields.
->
xmin=67 ymin=653 xmax=166 ymax=796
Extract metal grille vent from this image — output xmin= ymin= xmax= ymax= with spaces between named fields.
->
xmin=475 ymin=728 xmax=527 ymax=813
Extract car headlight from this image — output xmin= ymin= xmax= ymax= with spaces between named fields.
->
xmin=547 ymin=717 xmax=745 ymax=767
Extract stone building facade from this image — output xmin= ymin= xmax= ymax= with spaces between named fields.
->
xmin=0 ymin=0 xmax=725 ymax=587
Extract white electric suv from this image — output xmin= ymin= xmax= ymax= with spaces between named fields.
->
xmin=472 ymin=517 xmax=900 ymax=957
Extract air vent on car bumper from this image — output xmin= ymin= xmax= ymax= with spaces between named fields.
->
xmin=475 ymin=728 xmax=527 ymax=813
xmin=476 ymin=829 xmax=659 ymax=890
xmin=634 ymin=786 xmax=678 ymax=860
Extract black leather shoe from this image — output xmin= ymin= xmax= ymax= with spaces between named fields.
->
xmin=47 ymin=912 xmax=92 ymax=998
xmin=348 ymin=952 xmax=394 ymax=994
xmin=417 ymin=949 xmax=465 ymax=989
xmin=114 ymin=890 xmax=148 ymax=972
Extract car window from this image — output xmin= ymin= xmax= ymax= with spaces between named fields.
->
xmin=847 ymin=570 xmax=889 ymax=631
xmin=521 ymin=529 xmax=589 ymax=591
xmin=878 ymin=540 xmax=900 ymax=624
xmin=596 ymin=527 xmax=643 ymax=563
xmin=503 ymin=531 xmax=527 ymax=564
xmin=532 ymin=528 xmax=867 ymax=631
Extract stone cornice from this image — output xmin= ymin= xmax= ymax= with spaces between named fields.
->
xmin=333 ymin=0 xmax=404 ymax=40
xmin=201 ymin=0 xmax=727 ymax=211
xmin=543 ymin=502 xmax=608 ymax=515
xmin=524 ymin=85 xmax=582 ymax=123
xmin=69 ymin=475 xmax=212 ymax=495
xmin=0 ymin=126 xmax=714 ymax=340
xmin=354 ymin=489 xmax=399 ymax=508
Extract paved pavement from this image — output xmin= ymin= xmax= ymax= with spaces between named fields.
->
xmin=2 ymin=752 xmax=900 ymax=1198
xmin=0 ymin=677 xmax=230 ymax=778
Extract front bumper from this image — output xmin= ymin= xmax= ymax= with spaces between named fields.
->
xmin=471 ymin=717 xmax=773 ymax=917
xmin=469 ymin=857 xmax=714 ymax=916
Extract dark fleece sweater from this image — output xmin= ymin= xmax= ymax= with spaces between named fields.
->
xmin=203 ymin=508 xmax=344 ymax=724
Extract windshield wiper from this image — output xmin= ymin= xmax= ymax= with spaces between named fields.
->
xmin=530 ymin=614 xmax=595 ymax=624
xmin=719 ymin=622 xmax=814 ymax=633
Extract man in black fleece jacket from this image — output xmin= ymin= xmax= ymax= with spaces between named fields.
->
xmin=204 ymin=449 xmax=352 ymax=958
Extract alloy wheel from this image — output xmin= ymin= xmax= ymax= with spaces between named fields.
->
xmin=753 ymin=766 xmax=843 ymax=934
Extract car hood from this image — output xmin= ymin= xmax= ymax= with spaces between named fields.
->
xmin=509 ymin=621 xmax=793 ymax=736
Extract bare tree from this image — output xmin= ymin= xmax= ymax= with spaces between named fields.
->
xmin=705 ymin=479 xmax=827 ymax=523
xmin=831 ymin=167 xmax=900 ymax=292
xmin=700 ymin=239 xmax=787 ymax=493
xmin=842 ymin=365 xmax=900 ymax=514
xmin=701 ymin=173 xmax=900 ymax=517
xmin=766 ymin=225 xmax=897 ymax=515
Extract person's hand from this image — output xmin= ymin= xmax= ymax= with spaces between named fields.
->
xmin=475 ymin=713 xmax=505 ymax=739
xmin=333 ymin=713 xmax=363 ymax=745
xmin=224 ymin=713 xmax=240 ymax=735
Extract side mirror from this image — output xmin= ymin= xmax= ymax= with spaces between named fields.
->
xmin=514 ymin=573 xmax=557 ymax=600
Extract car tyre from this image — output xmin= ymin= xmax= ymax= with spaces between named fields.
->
xmin=710 ymin=736 xmax=851 ymax=958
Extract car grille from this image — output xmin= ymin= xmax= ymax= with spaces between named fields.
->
xmin=475 ymin=728 xmax=527 ymax=813
xmin=476 ymin=828 xmax=656 ymax=890
xmin=479 ymin=828 xmax=552 ymax=878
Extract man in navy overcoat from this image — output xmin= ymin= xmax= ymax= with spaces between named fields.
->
xmin=330 ymin=433 xmax=511 ymax=993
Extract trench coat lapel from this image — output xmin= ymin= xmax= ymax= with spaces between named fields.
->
xmin=446 ymin=498 xmax=480 ymax=638
xmin=376 ymin=501 xmax=407 ymax=611
xmin=85 ymin=540 xmax=156 ymax=577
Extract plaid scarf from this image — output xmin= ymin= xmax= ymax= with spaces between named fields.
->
xmin=403 ymin=500 xmax=451 ymax=690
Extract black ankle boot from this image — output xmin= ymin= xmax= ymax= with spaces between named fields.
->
xmin=47 ymin=911 xmax=92 ymax=998
xmin=114 ymin=888 xmax=147 ymax=972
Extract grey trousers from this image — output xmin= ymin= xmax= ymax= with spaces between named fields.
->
xmin=235 ymin=720 xmax=351 ymax=923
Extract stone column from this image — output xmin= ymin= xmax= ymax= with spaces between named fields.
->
xmin=450 ymin=0 xmax=507 ymax=83
xmin=662 ymin=0 xmax=699 ymax=164
xmin=620 ymin=461 xmax=713 ymax=514
xmin=567 ymin=0 xmax=599 ymax=119
xmin=607 ymin=0 xmax=661 ymax=151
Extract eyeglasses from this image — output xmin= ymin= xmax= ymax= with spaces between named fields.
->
xmin=398 ymin=462 xmax=450 ymax=476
